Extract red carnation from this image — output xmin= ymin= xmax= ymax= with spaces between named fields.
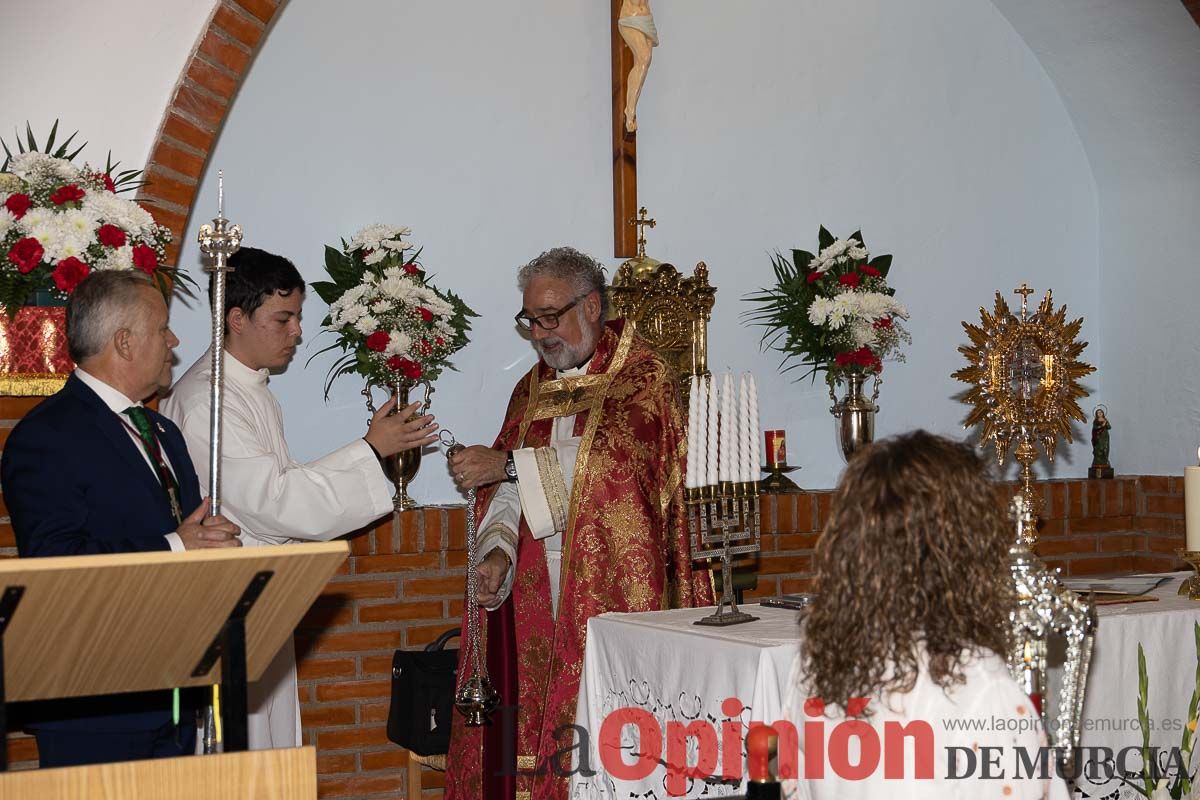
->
xmin=873 ymin=316 xmax=892 ymax=330
xmin=435 ymin=336 xmax=445 ymax=346
xmin=50 ymin=184 xmax=85 ymax=205
xmin=4 ymin=193 xmax=32 ymax=219
xmin=859 ymin=265 xmax=881 ymax=278
xmin=806 ymin=270 xmax=825 ymax=284
xmin=8 ymin=237 xmax=44 ymax=273
xmin=417 ymin=339 xmax=432 ymax=355
xmin=417 ymin=307 xmax=433 ymax=323
xmin=52 ymin=257 xmax=90 ymax=293
xmin=386 ymin=356 xmax=423 ymax=380
xmin=97 ymin=224 xmax=127 ymax=248
xmin=102 ymin=173 xmax=116 ymax=193
xmin=131 ymin=244 xmax=158 ymax=274
xmin=365 ymin=331 xmax=390 ymax=352
xmin=838 ymin=272 xmax=861 ymax=289
xmin=403 ymin=262 xmax=419 ymax=275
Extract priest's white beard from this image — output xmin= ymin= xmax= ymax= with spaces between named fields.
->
xmin=534 ymin=309 xmax=598 ymax=371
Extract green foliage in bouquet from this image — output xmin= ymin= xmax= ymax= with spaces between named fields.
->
xmin=743 ymin=226 xmax=909 ymax=388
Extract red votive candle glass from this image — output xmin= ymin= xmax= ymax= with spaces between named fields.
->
xmin=764 ymin=430 xmax=787 ymax=467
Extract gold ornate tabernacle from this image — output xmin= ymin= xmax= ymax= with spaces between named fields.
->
xmin=953 ymin=285 xmax=1094 ymax=519
xmin=610 ymin=207 xmax=716 ymax=384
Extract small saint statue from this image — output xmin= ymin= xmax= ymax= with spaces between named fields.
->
xmin=1089 ymin=407 xmax=1113 ymax=479
xmin=618 ymin=0 xmax=658 ymax=133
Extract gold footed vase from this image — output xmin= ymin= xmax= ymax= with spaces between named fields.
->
xmin=364 ymin=377 xmax=432 ymax=511
xmin=829 ymin=373 xmax=880 ymax=459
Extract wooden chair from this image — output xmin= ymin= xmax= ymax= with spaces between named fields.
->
xmin=405 ymin=751 xmax=445 ymax=798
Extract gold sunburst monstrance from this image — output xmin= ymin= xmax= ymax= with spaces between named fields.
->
xmin=953 ymin=285 xmax=1094 ymax=517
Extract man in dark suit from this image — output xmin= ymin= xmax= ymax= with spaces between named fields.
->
xmin=1 ymin=270 xmax=241 ymax=767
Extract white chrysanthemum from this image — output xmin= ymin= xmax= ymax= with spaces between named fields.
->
xmin=847 ymin=245 xmax=869 ymax=260
xmin=384 ymin=330 xmax=412 ymax=357
xmin=97 ymin=244 xmax=134 ymax=271
xmin=8 ymin=152 xmax=81 ymax=183
xmin=354 ymin=314 xmax=379 ymax=335
xmin=18 ymin=206 xmax=54 ymax=236
xmin=380 ymin=236 xmax=412 ymax=252
xmin=349 ymin=224 xmax=412 ymax=252
xmin=81 ymin=191 xmax=155 ymax=238
xmin=827 ymin=294 xmax=855 ymax=329
xmin=808 ymin=296 xmax=832 ymax=326
xmin=363 ymin=249 xmax=387 ymax=265
xmin=0 ymin=208 xmax=14 ymax=239
xmin=58 ymin=208 xmax=98 ymax=241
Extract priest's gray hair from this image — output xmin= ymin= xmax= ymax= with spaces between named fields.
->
xmin=66 ymin=271 xmax=157 ymax=363
xmin=517 ymin=246 xmax=609 ymax=318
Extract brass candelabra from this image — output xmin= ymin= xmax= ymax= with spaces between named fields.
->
xmin=688 ymin=481 xmax=762 ymax=626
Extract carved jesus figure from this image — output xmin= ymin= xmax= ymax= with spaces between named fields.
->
xmin=618 ymin=0 xmax=658 ymax=133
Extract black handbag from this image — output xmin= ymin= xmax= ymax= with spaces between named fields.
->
xmin=387 ymin=627 xmax=459 ymax=756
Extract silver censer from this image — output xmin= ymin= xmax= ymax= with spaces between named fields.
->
xmin=440 ymin=430 xmax=500 ymax=725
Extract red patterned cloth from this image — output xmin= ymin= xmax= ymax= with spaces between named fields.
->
xmin=0 ymin=307 xmax=73 ymax=395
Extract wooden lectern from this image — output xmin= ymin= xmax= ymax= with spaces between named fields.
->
xmin=0 ymin=541 xmax=347 ymax=798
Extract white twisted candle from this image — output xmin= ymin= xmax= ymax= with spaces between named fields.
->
xmin=738 ymin=374 xmax=751 ymax=482
xmin=706 ymin=376 xmax=719 ymax=487
xmin=719 ymin=372 xmax=734 ymax=483
xmin=748 ymin=373 xmax=761 ymax=477
xmin=686 ymin=376 xmax=700 ymax=489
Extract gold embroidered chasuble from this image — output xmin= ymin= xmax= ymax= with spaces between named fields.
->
xmin=445 ymin=319 xmax=713 ymax=800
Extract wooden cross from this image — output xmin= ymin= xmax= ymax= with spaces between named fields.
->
xmin=1014 ymin=283 xmax=1035 ymax=319
xmin=611 ymin=0 xmax=638 ymax=258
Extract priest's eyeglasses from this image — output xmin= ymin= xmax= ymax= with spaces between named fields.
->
xmin=514 ymin=293 xmax=588 ymax=331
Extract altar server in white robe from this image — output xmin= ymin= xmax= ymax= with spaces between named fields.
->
xmin=162 ymin=247 xmax=438 ymax=749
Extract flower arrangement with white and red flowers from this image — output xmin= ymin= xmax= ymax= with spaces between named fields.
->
xmin=312 ymin=224 xmax=478 ymax=396
xmin=743 ymin=226 xmax=911 ymax=387
xmin=0 ymin=123 xmax=191 ymax=316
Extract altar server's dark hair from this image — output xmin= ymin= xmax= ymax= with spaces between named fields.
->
xmin=213 ymin=247 xmax=305 ymax=321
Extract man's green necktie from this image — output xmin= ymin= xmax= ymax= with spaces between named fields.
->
xmin=123 ymin=406 xmax=183 ymax=524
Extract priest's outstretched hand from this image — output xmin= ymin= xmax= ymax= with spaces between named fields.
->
xmin=448 ymin=445 xmax=507 ymax=490
xmin=177 ymin=498 xmax=242 ymax=550
xmin=364 ymin=398 xmax=439 ymax=458
xmin=476 ymin=547 xmax=512 ymax=606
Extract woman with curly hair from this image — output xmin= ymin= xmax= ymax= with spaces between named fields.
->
xmin=786 ymin=430 xmax=1068 ymax=799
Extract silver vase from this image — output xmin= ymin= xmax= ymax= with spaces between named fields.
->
xmin=364 ymin=377 xmax=432 ymax=511
xmin=829 ymin=373 xmax=879 ymax=459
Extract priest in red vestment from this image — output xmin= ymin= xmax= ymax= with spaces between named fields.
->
xmin=445 ymin=247 xmax=713 ymax=800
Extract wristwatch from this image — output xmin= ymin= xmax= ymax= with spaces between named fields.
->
xmin=504 ymin=450 xmax=518 ymax=482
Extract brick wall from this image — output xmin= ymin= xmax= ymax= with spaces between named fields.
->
xmin=1 ymin=401 xmax=1188 ymax=799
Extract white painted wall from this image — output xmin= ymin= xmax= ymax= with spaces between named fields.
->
xmin=991 ymin=0 xmax=1200 ymax=476
xmin=4 ymin=0 xmax=1197 ymax=507
xmin=1 ymin=0 xmax=214 ymax=170
xmin=170 ymin=0 xmax=1098 ymax=504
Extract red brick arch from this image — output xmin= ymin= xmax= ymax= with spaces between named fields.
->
xmin=138 ymin=0 xmax=285 ymax=263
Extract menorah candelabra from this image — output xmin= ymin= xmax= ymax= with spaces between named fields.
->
xmin=688 ymin=480 xmax=762 ymax=626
